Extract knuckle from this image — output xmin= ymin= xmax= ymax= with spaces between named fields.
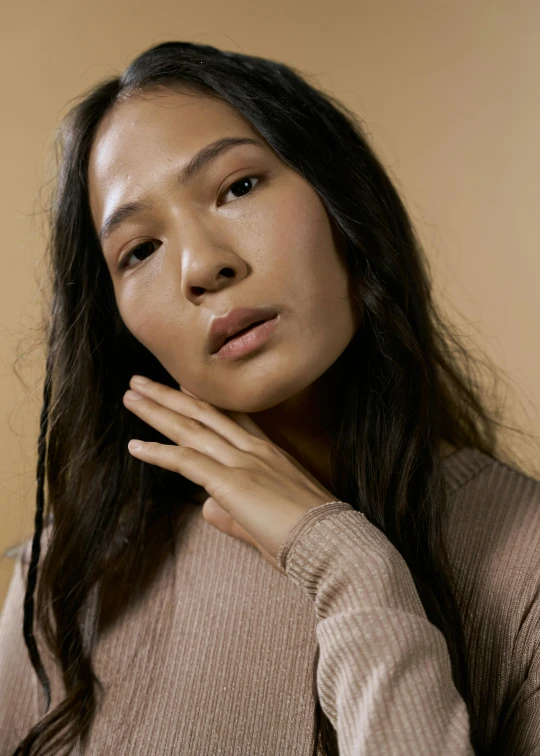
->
xmin=185 ymin=401 xmax=219 ymax=426
xmin=193 ymin=398 xmax=212 ymax=414
xmin=177 ymin=445 xmax=197 ymax=462
xmin=182 ymin=415 xmax=205 ymax=433
xmin=259 ymin=439 xmax=282 ymax=459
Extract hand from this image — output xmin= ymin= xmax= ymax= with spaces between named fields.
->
xmin=122 ymin=376 xmax=338 ymax=574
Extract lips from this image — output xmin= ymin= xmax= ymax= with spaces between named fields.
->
xmin=208 ymin=306 xmax=279 ymax=355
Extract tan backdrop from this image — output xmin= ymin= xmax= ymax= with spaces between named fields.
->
xmin=2 ymin=0 xmax=539 ymax=610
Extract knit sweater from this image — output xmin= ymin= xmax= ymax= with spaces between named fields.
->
xmin=1 ymin=446 xmax=539 ymax=755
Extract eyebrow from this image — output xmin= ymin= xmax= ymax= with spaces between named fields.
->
xmin=98 ymin=136 xmax=263 ymax=245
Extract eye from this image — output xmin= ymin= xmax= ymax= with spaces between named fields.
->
xmin=118 ymin=240 xmax=160 ymax=271
xmin=117 ymin=175 xmax=262 ymax=271
xmin=220 ymin=175 xmax=261 ymax=204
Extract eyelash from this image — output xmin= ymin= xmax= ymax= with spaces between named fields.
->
xmin=117 ymin=174 xmax=263 ymax=271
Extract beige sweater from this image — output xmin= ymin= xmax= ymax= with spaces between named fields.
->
xmin=1 ymin=446 xmax=539 ymax=755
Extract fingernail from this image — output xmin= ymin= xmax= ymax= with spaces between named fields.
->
xmin=131 ymin=375 xmax=150 ymax=386
xmin=125 ymin=390 xmax=143 ymax=400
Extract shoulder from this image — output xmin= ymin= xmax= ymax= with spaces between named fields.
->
xmin=3 ymin=521 xmax=54 ymax=585
xmin=442 ymin=449 xmax=540 ymax=744
xmin=444 ymin=447 xmax=540 ymax=546
xmin=443 ymin=447 xmax=540 ymax=633
xmin=444 ymin=447 xmax=540 ymax=571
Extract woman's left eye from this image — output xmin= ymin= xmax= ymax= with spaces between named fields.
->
xmin=220 ymin=175 xmax=261 ymax=204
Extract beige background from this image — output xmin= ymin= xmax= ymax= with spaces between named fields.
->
xmin=1 ymin=0 xmax=539 ymax=610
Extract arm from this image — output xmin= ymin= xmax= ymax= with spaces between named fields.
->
xmin=277 ymin=501 xmax=477 ymax=755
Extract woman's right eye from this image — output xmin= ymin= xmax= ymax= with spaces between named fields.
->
xmin=118 ymin=240 xmax=160 ymax=270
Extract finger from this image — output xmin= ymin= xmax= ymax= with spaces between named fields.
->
xmin=178 ymin=385 xmax=200 ymax=400
xmin=210 ymin=406 xmax=323 ymax=490
xmin=179 ymin=385 xmax=322 ymax=486
xmin=124 ymin=392 xmax=243 ymax=468
xmin=129 ymin=384 xmax=324 ymax=495
xmin=127 ymin=438 xmax=235 ymax=496
xmin=179 ymin=384 xmax=275 ymax=445
xmin=129 ymin=379 xmax=268 ymax=453
xmin=179 ymin=384 xmax=272 ymax=442
xmin=219 ymin=409 xmax=274 ymax=444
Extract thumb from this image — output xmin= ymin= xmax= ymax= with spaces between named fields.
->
xmin=201 ymin=497 xmax=286 ymax=575
xmin=201 ymin=496 xmax=258 ymax=548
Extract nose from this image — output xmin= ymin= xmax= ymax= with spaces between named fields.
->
xmin=167 ymin=218 xmax=250 ymax=303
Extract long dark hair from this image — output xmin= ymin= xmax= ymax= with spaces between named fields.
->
xmin=8 ymin=40 xmax=537 ymax=755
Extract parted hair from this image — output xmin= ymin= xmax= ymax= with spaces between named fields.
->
xmin=9 ymin=40 xmax=534 ymax=756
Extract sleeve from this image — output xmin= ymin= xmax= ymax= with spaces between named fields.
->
xmin=276 ymin=501 xmax=476 ymax=756
xmin=0 ymin=545 xmax=40 ymax=756
xmin=492 ymin=518 xmax=540 ymax=756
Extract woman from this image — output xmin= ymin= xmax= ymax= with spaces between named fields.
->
xmin=1 ymin=41 xmax=539 ymax=756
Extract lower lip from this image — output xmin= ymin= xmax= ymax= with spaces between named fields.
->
xmin=213 ymin=315 xmax=279 ymax=360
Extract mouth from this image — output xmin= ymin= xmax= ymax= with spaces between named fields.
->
xmin=208 ymin=305 xmax=280 ymax=355
xmin=222 ymin=320 xmax=267 ymax=344
xmin=213 ymin=315 xmax=280 ymax=360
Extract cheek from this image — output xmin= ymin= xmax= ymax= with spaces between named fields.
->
xmin=116 ymin=284 xmax=199 ymax=384
xmin=258 ymin=191 xmax=351 ymax=308
xmin=116 ymin=284 xmax=178 ymax=356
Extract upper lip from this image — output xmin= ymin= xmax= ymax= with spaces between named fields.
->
xmin=208 ymin=306 xmax=279 ymax=354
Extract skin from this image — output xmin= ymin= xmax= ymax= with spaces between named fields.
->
xmin=88 ymin=87 xmax=456 ymax=505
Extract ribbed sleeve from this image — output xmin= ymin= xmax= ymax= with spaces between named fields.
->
xmin=276 ymin=493 xmax=539 ymax=755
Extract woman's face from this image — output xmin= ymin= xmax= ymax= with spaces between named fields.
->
xmin=88 ymin=88 xmax=362 ymax=413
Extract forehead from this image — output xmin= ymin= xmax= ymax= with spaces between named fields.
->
xmin=88 ymin=89 xmax=258 ymax=218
